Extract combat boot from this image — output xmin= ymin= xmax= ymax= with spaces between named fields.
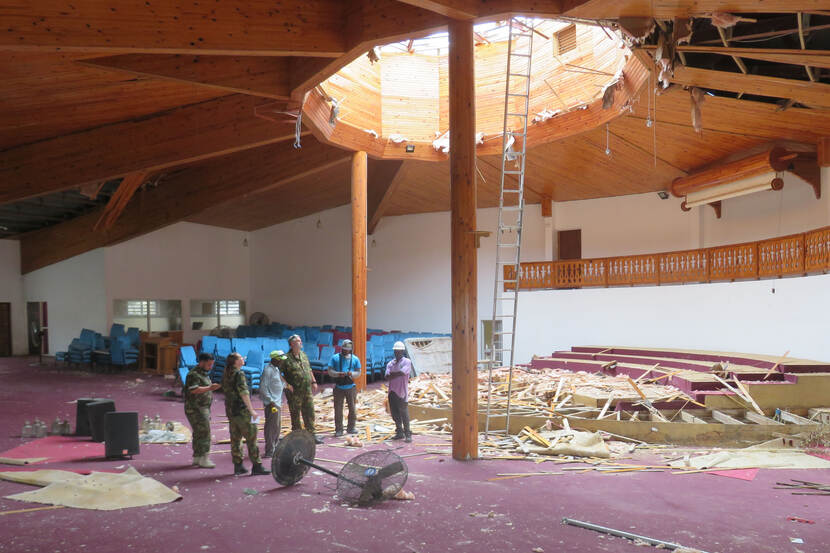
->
xmin=198 ymin=455 xmax=216 ymax=468
xmin=192 ymin=455 xmax=201 ymax=466
xmin=233 ymin=463 xmax=248 ymax=475
xmin=250 ymin=462 xmax=269 ymax=476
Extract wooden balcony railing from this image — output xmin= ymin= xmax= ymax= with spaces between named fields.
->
xmin=505 ymin=225 xmax=830 ymax=291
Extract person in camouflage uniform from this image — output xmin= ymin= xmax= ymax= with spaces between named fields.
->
xmin=222 ymin=352 xmax=269 ymax=476
xmin=280 ymin=335 xmax=323 ymax=444
xmin=184 ymin=353 xmax=221 ymax=468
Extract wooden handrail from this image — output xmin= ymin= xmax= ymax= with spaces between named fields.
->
xmin=506 ymin=225 xmax=830 ymax=291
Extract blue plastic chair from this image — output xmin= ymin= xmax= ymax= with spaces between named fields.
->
xmin=317 ymin=332 xmax=334 ymax=347
xmin=126 ymin=327 xmax=140 ymax=347
xmin=111 ymin=336 xmax=139 ymax=369
xmin=180 ymin=345 xmax=198 ymax=369
xmin=201 ymin=335 xmax=218 ymax=356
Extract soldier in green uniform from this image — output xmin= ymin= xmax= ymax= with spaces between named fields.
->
xmin=222 ymin=352 xmax=269 ymax=476
xmin=184 ymin=353 xmax=221 ymax=469
xmin=280 ymin=335 xmax=323 ymax=444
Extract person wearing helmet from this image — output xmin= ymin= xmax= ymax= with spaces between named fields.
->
xmin=327 ymin=339 xmax=362 ymax=437
xmin=385 ymin=341 xmax=413 ymax=442
xmin=260 ymin=350 xmax=288 ymax=457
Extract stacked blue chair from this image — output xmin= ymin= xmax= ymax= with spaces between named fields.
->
xmin=201 ymin=335 xmax=218 ymax=356
xmin=281 ymin=329 xmax=294 ymax=339
xmin=236 ymin=325 xmax=250 ymax=338
xmin=306 ymin=344 xmax=324 ymax=383
xmin=110 ymin=336 xmax=139 ymax=370
xmin=107 ymin=323 xmax=126 ymax=348
xmin=180 ymin=345 xmax=198 ymax=370
xmin=242 ymin=348 xmax=265 ymax=391
xmin=210 ymin=338 xmax=232 ymax=382
xmin=306 ymin=327 xmax=320 ymax=344
xmin=317 ymin=332 xmax=334 ymax=347
xmin=126 ymin=327 xmax=140 ymax=348
xmin=252 ymin=325 xmax=268 ymax=337
xmin=68 ymin=338 xmax=92 ymax=367
xmin=372 ymin=344 xmax=386 ymax=379
xmin=273 ymin=338 xmax=290 ymax=353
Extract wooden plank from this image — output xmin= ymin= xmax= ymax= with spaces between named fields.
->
xmin=661 ymin=46 xmax=830 ymax=71
xmin=745 ymin=411 xmax=783 ymax=425
xmin=679 ymin=411 xmax=706 ymax=424
xmin=93 ymin=172 xmax=147 ymax=232
xmin=0 ymin=95 xmax=296 ymax=205
xmin=779 ymin=410 xmax=812 ymax=425
xmin=367 ymin=160 xmax=405 ymax=235
xmin=0 ymin=0 xmax=346 ymax=56
xmin=762 ymin=350 xmax=790 ymax=380
xmin=19 ymin=138 xmax=351 ymax=273
xmin=80 ymin=55 xmax=294 ymax=99
xmin=731 ymin=376 xmax=765 ymax=416
xmin=393 ymin=0 xmax=479 ymax=19
xmin=671 ymin=66 xmax=830 ymax=109
xmin=711 ymin=410 xmax=745 ymax=425
xmin=449 ymin=19 xmax=478 ymax=461
xmin=819 ymin=137 xmax=830 ymax=168
xmin=351 ymin=151 xmax=368 ymax=392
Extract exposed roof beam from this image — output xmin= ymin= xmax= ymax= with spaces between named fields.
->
xmin=645 ymin=45 xmax=830 ymax=71
xmin=393 ymin=1 xmax=479 ymax=19
xmin=0 ymin=0 xmax=346 ymax=56
xmin=566 ymin=1 xmax=830 ymax=19
xmin=367 ymin=160 xmax=405 ymax=234
xmin=80 ymin=55 xmax=297 ymax=100
xmin=0 ymin=94 xmax=297 ymax=205
xmin=671 ymin=65 xmax=830 ymax=110
xmin=291 ymin=0 xmax=450 ymax=99
xmin=19 ymin=138 xmax=351 ymax=273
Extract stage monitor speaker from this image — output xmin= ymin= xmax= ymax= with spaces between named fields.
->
xmin=86 ymin=400 xmax=116 ymax=442
xmin=104 ymin=412 xmax=140 ymax=459
xmin=75 ymin=398 xmax=108 ymax=436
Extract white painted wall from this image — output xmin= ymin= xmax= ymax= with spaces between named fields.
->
xmin=23 ymin=249 xmax=108 ymax=356
xmin=514 ymin=273 xmax=830 ymax=363
xmin=0 ymin=240 xmax=27 ymax=355
xmin=105 ymin=222 xmax=252 ymax=344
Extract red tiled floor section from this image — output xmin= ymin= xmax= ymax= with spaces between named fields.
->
xmin=0 ymin=356 xmax=827 ymax=553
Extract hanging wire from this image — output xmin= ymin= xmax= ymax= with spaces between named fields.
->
xmin=294 ymin=93 xmax=308 ymax=149
xmin=605 ymin=123 xmax=611 ymax=156
xmin=652 ymin=80 xmax=658 ymax=168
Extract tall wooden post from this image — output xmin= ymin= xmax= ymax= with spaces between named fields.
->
xmin=351 ymin=150 xmax=368 ymax=391
xmin=449 ymin=19 xmax=478 ymax=460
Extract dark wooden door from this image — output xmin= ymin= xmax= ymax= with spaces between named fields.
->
xmin=0 ymin=303 xmax=11 ymax=357
xmin=558 ymin=229 xmax=582 ymax=260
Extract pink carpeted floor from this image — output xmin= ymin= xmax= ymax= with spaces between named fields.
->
xmin=0 ymin=356 xmax=827 ymax=553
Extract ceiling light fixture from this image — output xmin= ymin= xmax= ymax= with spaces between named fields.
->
xmin=405 ymin=144 xmax=415 ymax=153
xmin=657 ymin=191 xmax=669 ymax=200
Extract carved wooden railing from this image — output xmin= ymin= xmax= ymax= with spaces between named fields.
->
xmin=505 ymin=225 xmax=830 ymax=290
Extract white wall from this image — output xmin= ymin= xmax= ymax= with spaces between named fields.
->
xmin=23 ymin=249 xmax=108 ymax=355
xmin=514 ymin=273 xmax=830 ymax=363
xmin=105 ymin=222 xmax=251 ymax=344
xmin=0 ymin=240 xmax=27 ymax=355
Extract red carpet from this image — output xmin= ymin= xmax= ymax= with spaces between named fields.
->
xmin=0 ymin=436 xmax=105 ymax=464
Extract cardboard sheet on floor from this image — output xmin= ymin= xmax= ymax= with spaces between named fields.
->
xmin=0 ymin=467 xmax=181 ymax=510
xmin=706 ymin=468 xmax=759 ymax=481
xmin=140 ymin=422 xmax=192 ymax=444
xmin=670 ymin=450 xmax=830 ymax=470
xmin=0 ymin=436 xmax=104 ymax=464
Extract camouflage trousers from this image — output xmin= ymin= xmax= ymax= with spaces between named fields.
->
xmin=185 ymin=406 xmax=211 ymax=457
xmin=285 ymin=388 xmax=316 ymax=434
xmin=228 ymin=413 xmax=261 ymax=465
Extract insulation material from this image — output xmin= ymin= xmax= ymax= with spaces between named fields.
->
xmin=710 ymin=12 xmax=742 ymax=29
xmin=362 ymin=129 xmax=379 ymax=138
xmin=525 ymin=430 xmax=611 ymax=458
xmin=675 ymin=18 xmax=693 ymax=45
xmin=1 ymin=467 xmax=182 ymax=511
xmin=669 ymin=450 xmax=830 ymax=470
xmin=533 ymin=108 xmax=560 ymax=123
xmin=404 ymin=337 xmax=451 ymax=375
xmin=689 ymin=87 xmax=705 ymax=133
xmin=388 ymin=134 xmax=408 ymax=144
xmin=654 ymin=31 xmax=675 ymax=89
xmin=432 ymin=131 xmax=450 ymax=153
xmin=601 ymin=70 xmax=624 ymax=110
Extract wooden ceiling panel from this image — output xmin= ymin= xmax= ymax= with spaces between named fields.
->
xmin=0 ymin=53 xmax=226 ymax=150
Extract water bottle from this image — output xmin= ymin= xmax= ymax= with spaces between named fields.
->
xmin=154 ymin=414 xmax=162 ymax=431
xmin=142 ymin=415 xmax=151 ymax=433
xmin=50 ymin=417 xmax=62 ymax=435
xmin=21 ymin=421 xmax=33 ymax=438
xmin=34 ymin=419 xmax=47 ymax=438
xmin=61 ymin=419 xmax=71 ymax=435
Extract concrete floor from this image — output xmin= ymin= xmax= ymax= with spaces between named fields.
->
xmin=0 ymin=356 xmax=827 ymax=553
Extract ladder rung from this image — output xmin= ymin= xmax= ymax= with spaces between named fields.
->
xmin=503 ymin=170 xmax=523 ymax=175
xmin=493 ymin=331 xmax=513 ymax=335
xmin=510 ymin=52 xmax=532 ymax=57
xmin=508 ymin=72 xmax=531 ymax=78
xmin=506 ymin=93 xmax=529 ymax=97
xmin=506 ymin=113 xmax=528 ymax=118
xmin=511 ymin=33 xmax=532 ymax=38
xmin=496 ymin=297 xmax=516 ymax=301
xmin=497 ymin=279 xmax=518 ymax=284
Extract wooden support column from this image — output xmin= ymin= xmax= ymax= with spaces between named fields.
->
xmin=449 ymin=19 xmax=478 ymax=461
xmin=351 ymin=151 xmax=368 ymax=392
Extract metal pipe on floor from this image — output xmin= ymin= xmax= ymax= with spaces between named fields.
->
xmin=561 ymin=518 xmax=710 ymax=553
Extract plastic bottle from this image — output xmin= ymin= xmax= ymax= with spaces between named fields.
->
xmin=154 ymin=414 xmax=162 ymax=431
xmin=142 ymin=415 xmax=150 ymax=433
xmin=21 ymin=421 xmax=33 ymax=438
xmin=51 ymin=417 xmax=62 ymax=435
xmin=61 ymin=419 xmax=71 ymax=435
xmin=34 ymin=419 xmax=47 ymax=438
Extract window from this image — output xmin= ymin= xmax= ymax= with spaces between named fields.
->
xmin=190 ymin=299 xmax=246 ymax=330
xmin=114 ymin=299 xmax=182 ymax=332
xmin=554 ymin=24 xmax=577 ymax=56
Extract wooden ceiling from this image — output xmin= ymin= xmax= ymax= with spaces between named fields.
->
xmin=1 ymin=0 xmax=829 ymax=272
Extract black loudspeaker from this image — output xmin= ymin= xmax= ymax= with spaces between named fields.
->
xmin=104 ymin=412 xmax=140 ymax=459
xmin=75 ymin=398 xmax=108 ymax=436
xmin=86 ymin=400 xmax=116 ymax=442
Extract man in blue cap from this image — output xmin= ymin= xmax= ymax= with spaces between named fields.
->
xmin=327 ymin=339 xmax=362 ymax=437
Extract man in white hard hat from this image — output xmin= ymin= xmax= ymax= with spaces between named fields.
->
xmin=385 ymin=341 xmax=412 ymax=442
xmin=327 ymin=339 xmax=362 ymax=437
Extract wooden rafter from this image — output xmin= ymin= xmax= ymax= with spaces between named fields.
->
xmin=19 ymin=138 xmax=351 ymax=273
xmin=670 ymin=66 xmax=830 ymax=110
xmin=643 ymin=45 xmax=830 ymax=70
xmin=93 ymin=172 xmax=147 ymax=232
xmin=797 ymin=13 xmax=818 ymax=82
xmin=0 ymin=95 xmax=297 ymax=205
xmin=367 ymin=160 xmax=406 ymax=234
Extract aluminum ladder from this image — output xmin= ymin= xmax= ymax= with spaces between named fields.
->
xmin=484 ymin=18 xmax=534 ymax=437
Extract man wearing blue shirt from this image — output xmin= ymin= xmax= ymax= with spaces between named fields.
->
xmin=327 ymin=339 xmax=361 ymax=437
